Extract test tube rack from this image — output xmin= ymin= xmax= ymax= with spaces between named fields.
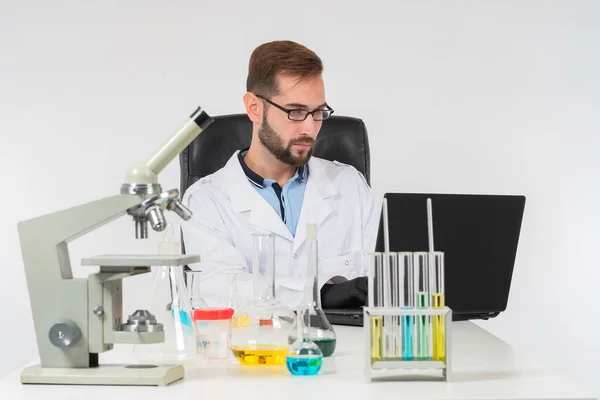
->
xmin=363 ymin=306 xmax=452 ymax=383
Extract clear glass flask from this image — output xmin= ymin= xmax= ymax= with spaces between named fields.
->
xmin=229 ymin=233 xmax=295 ymax=366
xmin=288 ymin=224 xmax=337 ymax=357
xmin=186 ymin=270 xmax=209 ymax=310
xmin=132 ymin=235 xmax=197 ymax=364
xmin=186 ymin=268 xmax=243 ymax=310
xmin=221 ymin=269 xmax=243 ymax=310
xmin=286 ymin=307 xmax=323 ymax=376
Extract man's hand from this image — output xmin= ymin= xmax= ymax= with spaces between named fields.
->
xmin=320 ymin=277 xmax=368 ymax=309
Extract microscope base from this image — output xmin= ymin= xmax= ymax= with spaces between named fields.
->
xmin=21 ymin=363 xmax=184 ymax=386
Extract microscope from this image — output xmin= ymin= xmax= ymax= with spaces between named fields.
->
xmin=17 ymin=107 xmax=213 ymax=386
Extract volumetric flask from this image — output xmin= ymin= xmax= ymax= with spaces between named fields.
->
xmin=286 ymin=307 xmax=323 ymax=376
xmin=288 ymin=224 xmax=336 ymax=357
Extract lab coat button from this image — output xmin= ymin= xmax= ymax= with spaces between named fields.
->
xmin=345 ymin=260 xmax=349 ymax=265
xmin=293 ymin=253 xmax=297 ymax=259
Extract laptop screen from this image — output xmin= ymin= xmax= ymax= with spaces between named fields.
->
xmin=375 ymin=193 xmax=526 ymax=320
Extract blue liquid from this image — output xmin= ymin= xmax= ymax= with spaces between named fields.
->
xmin=171 ymin=308 xmax=193 ymax=328
xmin=286 ymin=355 xmax=323 ymax=376
xmin=402 ymin=315 xmax=414 ymax=359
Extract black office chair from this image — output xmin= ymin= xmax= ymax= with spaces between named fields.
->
xmin=178 ymin=112 xmax=371 ymax=287
xmin=178 ymin=113 xmax=371 ymax=267
xmin=179 ymin=113 xmax=371 ymax=196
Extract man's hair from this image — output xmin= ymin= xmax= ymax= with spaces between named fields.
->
xmin=246 ymin=40 xmax=323 ymax=97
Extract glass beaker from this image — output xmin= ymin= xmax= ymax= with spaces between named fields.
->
xmin=288 ymin=224 xmax=336 ymax=357
xmin=222 ymin=269 xmax=244 ymax=310
xmin=186 ymin=268 xmax=243 ymax=358
xmin=286 ymin=307 xmax=323 ymax=376
xmin=229 ymin=233 xmax=295 ymax=366
xmin=186 ymin=270 xmax=209 ymax=310
xmin=132 ymin=236 xmax=197 ymax=364
xmin=186 ymin=268 xmax=245 ymax=310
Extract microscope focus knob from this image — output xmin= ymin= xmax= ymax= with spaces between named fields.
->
xmin=48 ymin=321 xmax=81 ymax=348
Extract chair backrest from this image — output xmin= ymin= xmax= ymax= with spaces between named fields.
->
xmin=179 ymin=113 xmax=371 ymax=196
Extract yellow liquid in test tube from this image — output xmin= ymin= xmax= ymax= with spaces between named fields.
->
xmin=370 ymin=316 xmax=383 ymax=362
xmin=230 ymin=345 xmax=289 ymax=365
xmin=432 ymin=293 xmax=445 ymax=361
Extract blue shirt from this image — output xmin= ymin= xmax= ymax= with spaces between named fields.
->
xmin=238 ymin=150 xmax=308 ymax=237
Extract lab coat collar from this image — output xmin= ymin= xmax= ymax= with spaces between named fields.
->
xmin=222 ymin=152 xmax=336 ymax=247
xmin=237 ymin=149 xmax=308 ymax=187
xmin=224 ymin=151 xmax=293 ymax=241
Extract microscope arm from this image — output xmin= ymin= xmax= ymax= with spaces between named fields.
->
xmin=18 ymin=194 xmax=143 ymax=368
xmin=19 ymin=194 xmax=141 ymax=281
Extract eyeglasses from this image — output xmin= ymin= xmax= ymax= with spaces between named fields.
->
xmin=256 ymin=94 xmax=334 ymax=121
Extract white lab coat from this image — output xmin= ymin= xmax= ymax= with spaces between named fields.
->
xmin=181 ymin=151 xmax=380 ymax=308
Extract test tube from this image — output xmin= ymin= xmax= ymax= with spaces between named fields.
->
xmin=430 ymin=251 xmax=445 ymax=361
xmin=414 ymin=252 xmax=431 ymax=360
xmin=390 ymin=252 xmax=401 ymax=359
xmin=398 ymin=252 xmax=414 ymax=360
xmin=382 ymin=252 xmax=399 ymax=359
xmin=367 ymin=253 xmax=383 ymax=362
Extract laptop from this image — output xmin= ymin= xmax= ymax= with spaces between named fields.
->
xmin=324 ymin=193 xmax=526 ymax=326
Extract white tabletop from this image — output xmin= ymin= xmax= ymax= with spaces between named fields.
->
xmin=0 ymin=321 xmax=595 ymax=400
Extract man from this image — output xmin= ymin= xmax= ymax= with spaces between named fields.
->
xmin=182 ymin=40 xmax=379 ymax=309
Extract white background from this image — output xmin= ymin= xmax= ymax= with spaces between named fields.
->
xmin=1 ymin=0 xmax=599 ymax=396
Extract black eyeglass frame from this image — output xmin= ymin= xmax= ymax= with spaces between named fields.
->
xmin=255 ymin=94 xmax=334 ymax=121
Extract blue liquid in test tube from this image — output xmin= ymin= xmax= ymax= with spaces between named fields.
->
xmin=399 ymin=252 xmax=415 ymax=360
xmin=401 ymin=314 xmax=414 ymax=359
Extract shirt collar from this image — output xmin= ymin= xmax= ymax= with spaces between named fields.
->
xmin=238 ymin=149 xmax=265 ymax=188
xmin=238 ymin=149 xmax=308 ymax=188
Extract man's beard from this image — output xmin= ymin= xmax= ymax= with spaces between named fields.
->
xmin=258 ymin=118 xmax=315 ymax=167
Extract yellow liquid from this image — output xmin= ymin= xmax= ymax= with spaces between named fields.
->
xmin=432 ymin=293 xmax=445 ymax=361
xmin=232 ymin=315 xmax=251 ymax=328
xmin=231 ymin=345 xmax=289 ymax=366
xmin=370 ymin=316 xmax=383 ymax=362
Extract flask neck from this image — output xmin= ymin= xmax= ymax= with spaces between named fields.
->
xmin=306 ymin=238 xmax=321 ymax=308
xmin=297 ymin=307 xmax=310 ymax=341
xmin=252 ymin=234 xmax=276 ymax=300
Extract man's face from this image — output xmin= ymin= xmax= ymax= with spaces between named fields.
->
xmin=258 ymin=74 xmax=326 ymax=167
